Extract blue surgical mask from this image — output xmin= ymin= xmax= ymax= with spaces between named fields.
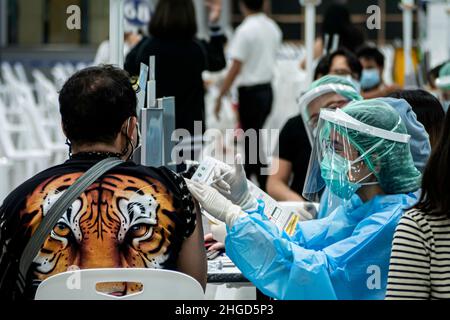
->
xmin=320 ymin=153 xmax=361 ymax=200
xmin=361 ymin=68 xmax=381 ymax=91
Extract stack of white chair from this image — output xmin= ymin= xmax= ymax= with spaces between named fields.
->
xmin=0 ymin=62 xmax=71 ymax=202
xmin=31 ymin=69 xmax=67 ymax=164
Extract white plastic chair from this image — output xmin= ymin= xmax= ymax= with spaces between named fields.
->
xmin=0 ymin=97 xmax=50 ymax=189
xmin=35 ymin=268 xmax=205 ymax=300
xmin=0 ymin=157 xmax=11 ymax=203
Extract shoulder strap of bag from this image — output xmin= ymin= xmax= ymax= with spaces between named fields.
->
xmin=17 ymin=157 xmax=124 ymax=290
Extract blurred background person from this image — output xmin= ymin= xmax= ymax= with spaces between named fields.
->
xmin=266 ymin=75 xmax=362 ymax=201
xmin=94 ymin=20 xmax=144 ymax=66
xmin=266 ymin=50 xmax=362 ymax=203
xmin=319 ymin=3 xmax=365 ymax=55
xmin=327 ymin=49 xmax=363 ymax=89
xmin=300 ymin=2 xmax=365 ymax=69
xmin=125 ymin=0 xmax=226 ymax=135
xmin=214 ymin=0 xmax=282 ymax=190
xmin=357 ymin=46 xmax=402 ymax=99
xmin=389 ymin=90 xmax=445 ymax=149
xmin=314 ymin=55 xmax=330 ymax=80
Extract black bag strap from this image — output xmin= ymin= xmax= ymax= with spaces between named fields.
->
xmin=17 ymin=157 xmax=124 ymax=290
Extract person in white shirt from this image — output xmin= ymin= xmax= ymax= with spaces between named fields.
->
xmin=214 ymin=0 xmax=282 ymax=190
xmin=93 ymin=20 xmax=143 ymax=66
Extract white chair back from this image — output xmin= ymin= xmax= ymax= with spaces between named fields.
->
xmin=35 ymin=268 xmax=205 ymax=300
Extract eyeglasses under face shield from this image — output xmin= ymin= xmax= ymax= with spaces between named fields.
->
xmin=302 ymin=108 xmax=411 ymax=203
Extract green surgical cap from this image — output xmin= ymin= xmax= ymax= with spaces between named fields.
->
xmin=341 ymin=99 xmax=421 ymax=194
xmin=437 ymin=62 xmax=450 ymax=90
xmin=439 ymin=62 xmax=450 ymax=78
xmin=309 ymin=75 xmax=363 ymax=102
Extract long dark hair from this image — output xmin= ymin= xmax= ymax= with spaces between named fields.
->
xmin=389 ymin=90 xmax=445 ymax=149
xmin=149 ymin=0 xmax=197 ymax=40
xmin=415 ymin=110 xmax=450 ymax=217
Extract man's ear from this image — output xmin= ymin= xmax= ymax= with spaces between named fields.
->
xmin=61 ymin=121 xmax=68 ymax=138
xmin=125 ymin=116 xmax=138 ymax=139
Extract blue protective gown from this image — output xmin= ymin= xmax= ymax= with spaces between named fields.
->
xmin=317 ymin=188 xmax=362 ymax=220
xmin=225 ymin=193 xmax=418 ymax=300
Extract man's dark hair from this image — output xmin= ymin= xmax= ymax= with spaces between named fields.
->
xmin=149 ymin=0 xmax=197 ymax=40
xmin=357 ymin=46 xmax=385 ymax=68
xmin=59 ymin=65 xmax=137 ymax=146
xmin=240 ymin=0 xmax=264 ymax=11
xmin=329 ymin=48 xmax=363 ymax=80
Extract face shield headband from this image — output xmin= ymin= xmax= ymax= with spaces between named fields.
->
xmin=302 ymin=108 xmax=411 ymax=202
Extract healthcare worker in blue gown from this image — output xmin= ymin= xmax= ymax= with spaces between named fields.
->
xmin=186 ymin=99 xmax=422 ymax=300
xmin=316 ymin=97 xmax=431 ymax=219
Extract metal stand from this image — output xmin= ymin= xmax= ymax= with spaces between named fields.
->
xmin=300 ymin=0 xmax=321 ymax=86
xmin=447 ymin=4 xmax=450 ymax=60
xmin=137 ymin=56 xmax=177 ymax=169
xmin=400 ymin=0 xmax=417 ymax=88
xmin=109 ymin=0 xmax=125 ymax=67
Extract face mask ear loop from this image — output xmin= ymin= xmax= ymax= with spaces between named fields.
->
xmin=354 ymin=171 xmax=379 ymax=186
xmin=120 ymin=118 xmax=132 ymax=159
xmin=65 ymin=138 xmax=72 ymax=158
xmin=123 ymin=117 xmax=141 ymax=161
xmin=135 ymin=122 xmax=142 ymax=151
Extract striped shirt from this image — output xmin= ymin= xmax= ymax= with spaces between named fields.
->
xmin=386 ymin=209 xmax=450 ymax=300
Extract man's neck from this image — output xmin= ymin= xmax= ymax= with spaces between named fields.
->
xmin=72 ymin=143 xmax=122 ymax=155
xmin=244 ymin=10 xmax=263 ymax=18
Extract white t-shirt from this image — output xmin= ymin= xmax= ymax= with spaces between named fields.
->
xmin=228 ymin=13 xmax=282 ymax=87
xmin=93 ymin=40 xmax=131 ymax=65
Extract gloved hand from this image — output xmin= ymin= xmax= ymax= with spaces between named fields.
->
xmin=210 ymin=222 xmax=227 ymax=243
xmin=211 ymin=154 xmax=258 ymax=211
xmin=186 ymin=179 xmax=245 ymax=227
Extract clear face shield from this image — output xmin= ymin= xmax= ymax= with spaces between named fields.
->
xmin=302 ymin=108 xmax=411 ymax=203
xmin=298 ymin=84 xmax=358 ymax=146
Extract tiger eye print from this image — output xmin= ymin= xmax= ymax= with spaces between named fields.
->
xmin=20 ymin=173 xmax=179 ymax=296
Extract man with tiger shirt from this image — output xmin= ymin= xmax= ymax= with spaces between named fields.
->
xmin=0 ymin=65 xmax=206 ymax=300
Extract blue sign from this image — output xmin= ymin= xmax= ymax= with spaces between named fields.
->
xmin=124 ymin=0 xmax=152 ymax=27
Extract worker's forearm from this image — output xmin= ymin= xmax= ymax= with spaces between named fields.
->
xmin=267 ymin=178 xmax=304 ymax=202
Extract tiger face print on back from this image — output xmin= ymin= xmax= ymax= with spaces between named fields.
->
xmin=19 ymin=173 xmax=182 ymax=296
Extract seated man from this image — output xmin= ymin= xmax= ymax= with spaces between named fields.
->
xmin=0 ymin=66 xmax=206 ymax=300
xmin=357 ymin=46 xmax=401 ymax=99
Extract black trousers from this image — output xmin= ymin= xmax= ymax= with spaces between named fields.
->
xmin=238 ymin=83 xmax=273 ymax=191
